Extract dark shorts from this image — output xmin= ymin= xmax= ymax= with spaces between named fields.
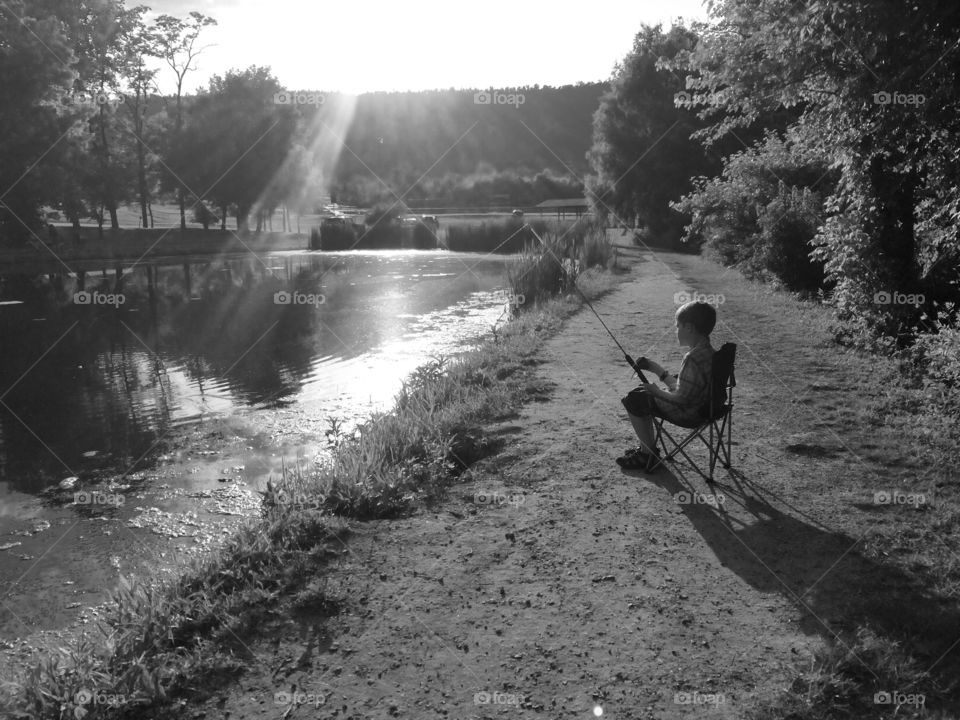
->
xmin=622 ymin=388 xmax=704 ymax=426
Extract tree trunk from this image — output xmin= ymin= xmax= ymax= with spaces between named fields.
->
xmin=868 ymin=155 xmax=918 ymax=291
xmin=97 ymin=100 xmax=119 ymax=230
xmin=134 ymin=95 xmax=149 ymax=229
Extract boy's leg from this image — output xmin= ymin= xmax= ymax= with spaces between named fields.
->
xmin=626 ymin=412 xmax=658 ymax=456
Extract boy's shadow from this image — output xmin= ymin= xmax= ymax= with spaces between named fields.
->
xmin=630 ymin=464 xmax=960 ymax=695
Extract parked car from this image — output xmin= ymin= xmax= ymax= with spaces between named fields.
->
xmin=512 ymin=209 xmax=524 ymax=217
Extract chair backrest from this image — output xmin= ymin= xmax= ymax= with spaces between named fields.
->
xmin=703 ymin=342 xmax=736 ymax=421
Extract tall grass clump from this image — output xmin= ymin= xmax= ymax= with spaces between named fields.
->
xmin=446 ymin=219 xmax=549 ymax=253
xmin=506 ymin=216 xmax=617 ymax=305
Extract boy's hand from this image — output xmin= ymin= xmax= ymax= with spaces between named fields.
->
xmin=633 ymin=356 xmax=652 ymax=371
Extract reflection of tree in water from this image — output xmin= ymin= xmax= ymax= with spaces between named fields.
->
xmin=0 ymin=253 xmax=506 ymax=494
xmin=0 ymin=306 xmax=174 ymax=493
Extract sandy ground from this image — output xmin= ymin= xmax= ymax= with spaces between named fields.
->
xmin=176 ymin=246 xmax=954 ymax=719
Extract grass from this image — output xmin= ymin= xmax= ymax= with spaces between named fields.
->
xmin=748 ymin=627 xmax=950 ymax=719
xmin=5 ymin=508 xmax=347 ymax=719
xmin=1 ymin=238 xmax=619 ymax=718
xmin=740 ymin=300 xmax=960 ymax=718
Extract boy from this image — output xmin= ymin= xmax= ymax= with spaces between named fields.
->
xmin=617 ymin=300 xmax=717 ymax=471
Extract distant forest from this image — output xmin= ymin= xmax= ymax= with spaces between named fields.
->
xmin=329 ymin=84 xmax=604 ymax=208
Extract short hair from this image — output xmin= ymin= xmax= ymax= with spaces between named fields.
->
xmin=676 ymin=300 xmax=716 ymax=336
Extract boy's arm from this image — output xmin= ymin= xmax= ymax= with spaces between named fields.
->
xmin=639 ymin=359 xmax=678 ymax=395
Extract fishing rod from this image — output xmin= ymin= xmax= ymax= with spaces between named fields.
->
xmin=524 ymin=224 xmax=651 ymax=383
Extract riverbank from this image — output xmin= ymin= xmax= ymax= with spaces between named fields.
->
xmin=4 ymin=244 xmax=959 ymax=718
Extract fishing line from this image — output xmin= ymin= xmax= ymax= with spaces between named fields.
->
xmin=524 ymin=224 xmax=650 ymax=383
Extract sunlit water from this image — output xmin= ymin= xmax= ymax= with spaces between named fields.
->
xmin=0 ymin=250 xmax=516 ymax=639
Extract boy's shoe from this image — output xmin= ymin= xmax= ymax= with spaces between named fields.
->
xmin=616 ymin=448 xmax=661 ymax=472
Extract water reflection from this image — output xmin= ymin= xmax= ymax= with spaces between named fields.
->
xmin=0 ymin=251 xmax=509 ymax=495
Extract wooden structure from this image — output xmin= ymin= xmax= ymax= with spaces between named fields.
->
xmin=535 ymin=198 xmax=590 ymax=220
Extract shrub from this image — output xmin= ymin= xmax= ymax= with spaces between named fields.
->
xmin=674 ymin=131 xmax=836 ymax=291
xmin=446 ymin=219 xmax=549 ymax=253
xmin=317 ymin=222 xmax=357 ymax=250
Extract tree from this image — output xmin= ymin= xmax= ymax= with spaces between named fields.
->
xmin=153 ymin=10 xmax=216 ymax=230
xmin=0 ymin=0 xmax=77 ymax=243
xmin=117 ymin=4 xmax=159 ymax=228
xmin=170 ymin=66 xmax=297 ymax=231
xmin=68 ymin=0 xmax=145 ymax=230
xmin=585 ymin=24 xmax=718 ymax=245
xmin=676 ymin=0 xmax=960 ymax=339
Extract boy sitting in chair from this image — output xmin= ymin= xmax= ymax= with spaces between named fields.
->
xmin=617 ymin=300 xmax=717 ymax=472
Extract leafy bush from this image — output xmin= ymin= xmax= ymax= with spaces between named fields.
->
xmin=674 ymin=131 xmax=836 ymax=291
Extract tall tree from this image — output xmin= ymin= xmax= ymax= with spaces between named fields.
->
xmin=0 ymin=0 xmax=77 ymax=243
xmin=586 ymin=24 xmax=717 ymax=244
xmin=153 ymin=10 xmax=216 ymax=230
xmin=170 ymin=66 xmax=296 ymax=232
xmin=117 ymin=4 xmax=159 ymax=228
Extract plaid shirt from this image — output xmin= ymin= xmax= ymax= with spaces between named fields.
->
xmin=658 ymin=339 xmax=714 ymax=421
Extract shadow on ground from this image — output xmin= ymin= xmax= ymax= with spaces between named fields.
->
xmin=630 ymin=461 xmax=960 ymax=711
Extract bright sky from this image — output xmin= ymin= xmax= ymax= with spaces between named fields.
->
xmin=145 ymin=0 xmax=711 ymax=94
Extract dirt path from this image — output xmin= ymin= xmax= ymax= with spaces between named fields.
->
xmin=197 ymin=248 xmax=940 ymax=719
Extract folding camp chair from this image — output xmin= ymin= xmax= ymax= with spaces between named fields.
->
xmin=649 ymin=342 xmax=737 ymax=483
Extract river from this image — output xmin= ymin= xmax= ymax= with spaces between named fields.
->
xmin=0 ymin=249 xmax=515 ymax=640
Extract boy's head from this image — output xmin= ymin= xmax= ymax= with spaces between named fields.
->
xmin=675 ymin=301 xmax=716 ymax=345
